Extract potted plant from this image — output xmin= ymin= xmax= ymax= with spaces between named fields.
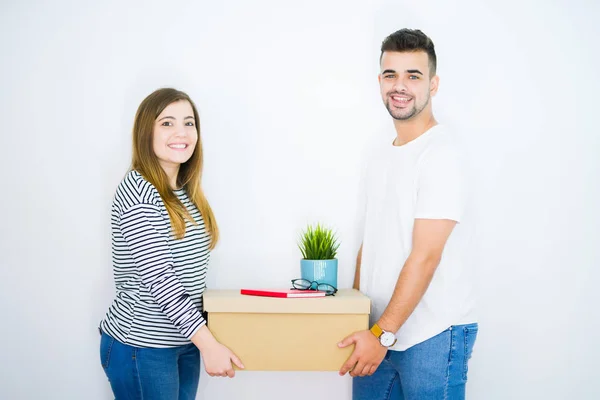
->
xmin=297 ymin=223 xmax=340 ymax=289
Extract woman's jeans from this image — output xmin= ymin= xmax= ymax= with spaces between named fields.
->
xmin=353 ymin=323 xmax=478 ymax=400
xmin=100 ymin=331 xmax=200 ymax=400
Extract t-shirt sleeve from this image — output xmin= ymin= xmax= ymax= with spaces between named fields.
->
xmin=119 ymin=203 xmax=206 ymax=339
xmin=414 ymin=144 xmax=466 ymax=223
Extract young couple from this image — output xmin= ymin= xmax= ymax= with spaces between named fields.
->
xmin=99 ymin=28 xmax=478 ymax=400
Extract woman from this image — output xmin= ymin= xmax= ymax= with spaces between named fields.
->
xmin=99 ymin=88 xmax=243 ymax=399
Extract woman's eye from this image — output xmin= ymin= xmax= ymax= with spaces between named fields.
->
xmin=185 ymin=122 xmax=195 ymax=126
xmin=161 ymin=121 xmax=173 ymax=126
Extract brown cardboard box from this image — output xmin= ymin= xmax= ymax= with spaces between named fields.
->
xmin=203 ymin=289 xmax=371 ymax=371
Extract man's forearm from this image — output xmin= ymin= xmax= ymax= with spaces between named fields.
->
xmin=353 ymin=244 xmax=363 ymax=290
xmin=376 ymin=253 xmax=441 ymax=332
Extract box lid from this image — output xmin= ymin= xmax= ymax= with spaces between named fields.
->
xmin=204 ymin=288 xmax=371 ymax=314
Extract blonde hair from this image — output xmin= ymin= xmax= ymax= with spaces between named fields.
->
xmin=131 ymin=88 xmax=219 ymax=248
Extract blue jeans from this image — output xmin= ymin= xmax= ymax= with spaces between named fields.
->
xmin=100 ymin=332 xmax=200 ymax=400
xmin=353 ymin=323 xmax=478 ymax=400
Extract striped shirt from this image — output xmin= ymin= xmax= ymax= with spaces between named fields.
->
xmin=100 ymin=170 xmax=210 ymax=348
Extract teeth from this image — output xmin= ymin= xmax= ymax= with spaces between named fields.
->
xmin=169 ymin=144 xmax=187 ymax=149
xmin=392 ymin=96 xmax=411 ymax=101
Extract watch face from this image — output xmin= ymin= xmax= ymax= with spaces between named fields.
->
xmin=380 ymin=332 xmax=396 ymax=347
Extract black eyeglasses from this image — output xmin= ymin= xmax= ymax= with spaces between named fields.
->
xmin=291 ymin=279 xmax=338 ymax=296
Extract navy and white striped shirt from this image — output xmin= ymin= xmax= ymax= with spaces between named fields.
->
xmin=100 ymin=170 xmax=210 ymax=348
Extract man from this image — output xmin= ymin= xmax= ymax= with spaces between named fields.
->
xmin=338 ymin=29 xmax=478 ymax=399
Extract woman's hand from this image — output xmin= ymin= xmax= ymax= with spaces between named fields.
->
xmin=191 ymin=325 xmax=244 ymax=378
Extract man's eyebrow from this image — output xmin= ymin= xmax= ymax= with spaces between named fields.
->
xmin=381 ymin=69 xmax=424 ymax=75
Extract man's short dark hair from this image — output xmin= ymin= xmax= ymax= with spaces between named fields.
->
xmin=380 ymin=29 xmax=437 ymax=76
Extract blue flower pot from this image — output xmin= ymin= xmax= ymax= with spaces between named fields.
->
xmin=300 ymin=259 xmax=338 ymax=288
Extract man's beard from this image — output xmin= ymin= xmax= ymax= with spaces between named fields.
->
xmin=385 ymin=93 xmax=430 ymax=121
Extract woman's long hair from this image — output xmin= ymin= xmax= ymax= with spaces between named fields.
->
xmin=131 ymin=88 xmax=219 ymax=249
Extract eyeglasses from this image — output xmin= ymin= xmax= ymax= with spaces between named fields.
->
xmin=291 ymin=279 xmax=338 ymax=296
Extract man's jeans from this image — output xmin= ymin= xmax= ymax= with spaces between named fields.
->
xmin=100 ymin=332 xmax=200 ymax=400
xmin=353 ymin=323 xmax=478 ymax=400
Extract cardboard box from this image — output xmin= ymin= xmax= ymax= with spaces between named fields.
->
xmin=204 ymin=289 xmax=371 ymax=371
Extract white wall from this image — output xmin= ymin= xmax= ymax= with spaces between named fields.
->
xmin=1 ymin=0 xmax=598 ymax=399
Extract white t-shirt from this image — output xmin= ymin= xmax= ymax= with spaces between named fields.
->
xmin=358 ymin=124 xmax=477 ymax=351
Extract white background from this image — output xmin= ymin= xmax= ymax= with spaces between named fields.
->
xmin=1 ymin=0 xmax=598 ymax=399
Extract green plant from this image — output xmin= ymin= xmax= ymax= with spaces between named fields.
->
xmin=298 ymin=223 xmax=340 ymax=260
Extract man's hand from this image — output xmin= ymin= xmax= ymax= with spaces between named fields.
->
xmin=338 ymin=330 xmax=387 ymax=377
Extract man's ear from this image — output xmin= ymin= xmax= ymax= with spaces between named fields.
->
xmin=430 ymin=75 xmax=440 ymax=97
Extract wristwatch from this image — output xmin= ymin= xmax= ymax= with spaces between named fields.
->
xmin=370 ymin=323 xmax=397 ymax=347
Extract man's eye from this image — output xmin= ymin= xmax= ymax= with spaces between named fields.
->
xmin=384 ymin=75 xmax=395 ymax=79
xmin=409 ymin=75 xmax=419 ymax=80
